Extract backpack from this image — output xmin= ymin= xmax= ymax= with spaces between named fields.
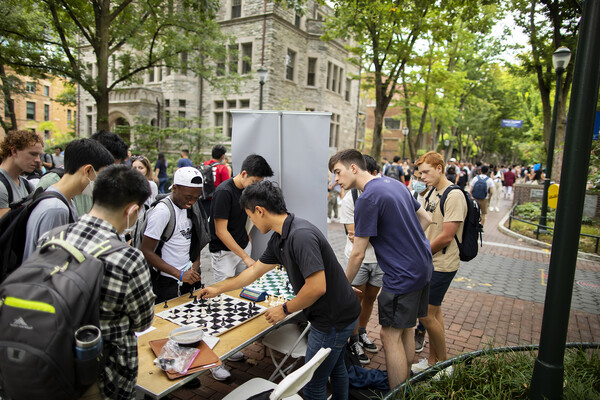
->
xmin=43 ymin=167 xmax=65 ymax=180
xmin=130 ymin=197 xmax=177 ymax=255
xmin=457 ymin=169 xmax=468 ymax=188
xmin=0 ymin=173 xmax=33 ymax=207
xmin=0 ymin=189 xmax=75 ymax=283
xmin=384 ymin=165 xmax=401 ymax=181
xmin=0 ymin=228 xmax=128 ymax=399
xmin=199 ymin=162 xmax=219 ymax=200
xmin=471 ymin=175 xmax=490 ymax=200
xmin=427 ymin=185 xmax=483 ymax=261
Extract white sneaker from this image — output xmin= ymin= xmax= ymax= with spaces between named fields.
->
xmin=228 ymin=351 xmax=244 ymax=362
xmin=411 ymin=358 xmax=431 ymax=374
xmin=210 ymin=365 xmax=231 ymax=381
xmin=496 ymin=207 xmax=501 ymax=212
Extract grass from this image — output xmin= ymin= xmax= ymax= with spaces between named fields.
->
xmin=506 ymin=203 xmax=600 ymax=254
xmin=392 ymin=347 xmax=600 ymax=399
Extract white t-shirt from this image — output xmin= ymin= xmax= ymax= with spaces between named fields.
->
xmin=145 ymin=180 xmax=158 ymax=208
xmin=339 ymin=189 xmax=377 ymax=263
xmin=144 ymin=197 xmax=192 ymax=279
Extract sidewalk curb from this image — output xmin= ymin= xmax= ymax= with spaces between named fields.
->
xmin=497 ymin=205 xmax=600 ymax=262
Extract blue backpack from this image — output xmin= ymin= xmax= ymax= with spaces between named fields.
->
xmin=471 ymin=175 xmax=490 ymax=200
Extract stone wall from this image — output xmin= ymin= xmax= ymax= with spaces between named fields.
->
xmin=513 ymin=183 xmax=600 ymax=218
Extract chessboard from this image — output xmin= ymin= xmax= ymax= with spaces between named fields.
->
xmin=156 ymin=294 xmax=267 ymax=337
xmin=246 ymin=266 xmax=295 ymax=301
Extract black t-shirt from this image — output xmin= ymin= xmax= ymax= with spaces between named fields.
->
xmin=209 ymin=178 xmax=249 ymax=253
xmin=259 ymin=214 xmax=360 ymax=331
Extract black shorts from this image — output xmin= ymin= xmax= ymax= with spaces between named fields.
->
xmin=428 ymin=270 xmax=457 ymax=306
xmin=378 ymin=284 xmax=429 ymax=329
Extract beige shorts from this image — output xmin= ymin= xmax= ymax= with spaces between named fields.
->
xmin=476 ymin=198 xmax=489 ymax=215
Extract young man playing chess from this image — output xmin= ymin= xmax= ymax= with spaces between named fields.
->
xmin=199 ymin=180 xmax=360 ymax=399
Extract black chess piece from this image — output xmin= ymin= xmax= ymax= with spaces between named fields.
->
xmin=208 ymin=303 xmax=212 ymax=313
xmin=276 ymin=288 xmax=281 ymax=296
xmin=189 ymin=288 xmax=194 ymax=298
xmin=163 ymin=300 xmax=168 ymax=308
xmin=193 ymin=296 xmax=198 ymax=304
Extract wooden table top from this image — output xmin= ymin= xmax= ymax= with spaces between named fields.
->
xmin=136 ymin=286 xmax=286 ymax=399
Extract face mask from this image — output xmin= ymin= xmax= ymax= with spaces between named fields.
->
xmin=82 ymin=167 xmax=97 ymax=197
xmin=122 ymin=205 xmax=138 ymax=237
xmin=412 ymin=181 xmax=427 ymax=194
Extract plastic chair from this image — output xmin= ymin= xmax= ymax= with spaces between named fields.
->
xmin=222 ymin=347 xmax=331 ymax=400
xmin=262 ymin=322 xmax=310 ymax=381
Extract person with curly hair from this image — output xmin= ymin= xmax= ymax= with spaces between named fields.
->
xmin=0 ymin=130 xmax=44 ymax=217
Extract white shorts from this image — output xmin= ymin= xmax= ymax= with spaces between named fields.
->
xmin=210 ymin=242 xmax=252 ymax=283
xmin=343 ymin=257 xmax=384 ymax=287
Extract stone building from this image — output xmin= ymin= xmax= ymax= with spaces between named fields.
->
xmin=0 ymin=68 xmax=76 ymax=142
xmin=77 ymin=0 xmax=361 ymax=154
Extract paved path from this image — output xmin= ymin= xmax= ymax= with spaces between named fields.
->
xmin=162 ymin=195 xmax=600 ymax=399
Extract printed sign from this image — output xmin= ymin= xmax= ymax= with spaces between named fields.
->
xmin=501 ymin=119 xmax=523 ymax=128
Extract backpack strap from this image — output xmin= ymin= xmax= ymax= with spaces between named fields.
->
xmin=154 ymin=197 xmax=176 ymax=256
xmin=351 ymin=188 xmax=359 ymax=205
xmin=438 ymin=185 xmax=465 ymax=255
xmin=0 ymin=173 xmax=13 ymax=205
xmin=46 ymin=227 xmax=129 ymax=260
xmin=30 ymin=190 xmax=76 ymax=223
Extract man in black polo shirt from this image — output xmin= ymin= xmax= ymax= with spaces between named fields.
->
xmin=199 ymin=180 xmax=360 ymax=399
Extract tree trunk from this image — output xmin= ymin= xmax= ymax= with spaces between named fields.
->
xmin=0 ymin=63 xmax=18 ymax=132
xmin=371 ymin=106 xmax=384 ymax=162
xmin=95 ymin=0 xmax=111 ymax=132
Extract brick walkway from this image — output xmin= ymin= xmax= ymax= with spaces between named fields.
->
xmin=162 ymin=195 xmax=600 ymax=400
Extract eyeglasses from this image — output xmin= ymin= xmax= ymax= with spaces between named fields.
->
xmin=131 ymin=155 xmax=148 ymax=162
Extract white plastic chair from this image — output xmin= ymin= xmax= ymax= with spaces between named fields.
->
xmin=262 ymin=323 xmax=310 ymax=381
xmin=222 ymin=347 xmax=331 ymax=400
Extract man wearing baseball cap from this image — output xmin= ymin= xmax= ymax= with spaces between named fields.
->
xmin=141 ymin=167 xmax=209 ymax=303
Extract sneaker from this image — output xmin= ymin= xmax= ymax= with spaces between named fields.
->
xmin=350 ymin=341 xmax=370 ymax=365
xmin=228 ymin=350 xmax=244 ymax=362
xmin=414 ymin=330 xmax=425 ymax=353
xmin=358 ymin=332 xmax=378 ymax=353
xmin=411 ymin=358 xmax=431 ymax=374
xmin=433 ymin=365 xmax=454 ymax=380
xmin=210 ymin=365 xmax=231 ymax=381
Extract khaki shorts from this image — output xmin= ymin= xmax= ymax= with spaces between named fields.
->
xmin=476 ymin=198 xmax=489 ymax=215
xmin=210 ymin=242 xmax=252 ymax=283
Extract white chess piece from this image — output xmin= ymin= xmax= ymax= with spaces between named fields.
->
xmin=201 ymin=308 xmax=207 ymax=318
xmin=170 ymin=309 xmax=176 ymax=318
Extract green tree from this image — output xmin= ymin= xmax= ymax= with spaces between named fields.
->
xmin=0 ymin=0 xmax=230 ymax=132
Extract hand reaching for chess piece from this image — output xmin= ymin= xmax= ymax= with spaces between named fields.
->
xmin=198 ymin=286 xmax=220 ymax=299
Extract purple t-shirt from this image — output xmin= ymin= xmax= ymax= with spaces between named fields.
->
xmin=354 ymin=177 xmax=433 ymax=294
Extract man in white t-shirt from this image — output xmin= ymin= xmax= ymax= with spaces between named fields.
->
xmin=340 ymin=155 xmax=384 ymax=365
xmin=142 ymin=167 xmax=206 ymax=303
xmin=469 ymin=165 xmax=494 ymax=225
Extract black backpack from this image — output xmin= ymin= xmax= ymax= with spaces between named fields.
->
xmin=0 ymin=228 xmax=128 ymax=399
xmin=199 ymin=162 xmax=219 ymax=200
xmin=384 ymin=165 xmax=401 ymax=181
xmin=0 ymin=189 xmax=75 ymax=283
xmin=426 ymin=185 xmax=483 ymax=262
xmin=0 ymin=174 xmax=33 ymax=207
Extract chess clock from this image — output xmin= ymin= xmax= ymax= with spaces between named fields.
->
xmin=240 ymin=287 xmax=268 ymax=302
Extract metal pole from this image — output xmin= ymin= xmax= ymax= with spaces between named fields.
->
xmin=538 ymin=70 xmax=564 ymax=232
xmin=530 ymin=0 xmax=600 ymax=398
xmin=259 ymin=81 xmax=264 ymax=110
xmin=402 ymin=135 xmax=407 ymax=159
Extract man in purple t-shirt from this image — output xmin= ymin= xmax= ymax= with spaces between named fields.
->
xmin=329 ymin=149 xmax=434 ymax=388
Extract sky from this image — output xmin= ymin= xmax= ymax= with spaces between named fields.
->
xmin=492 ymin=12 xmax=530 ymax=64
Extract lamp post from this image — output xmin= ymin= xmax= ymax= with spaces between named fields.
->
xmin=538 ymin=47 xmax=571 ymax=233
xmin=402 ymin=126 xmax=409 ymax=159
xmin=257 ymin=66 xmax=268 ymax=110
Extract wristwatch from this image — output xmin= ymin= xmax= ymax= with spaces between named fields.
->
xmin=282 ymin=302 xmax=291 ymax=315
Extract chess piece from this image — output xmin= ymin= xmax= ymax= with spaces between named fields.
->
xmin=163 ymin=300 xmax=168 ymax=308
xmin=193 ymin=296 xmax=198 ymax=304
xmin=189 ymin=288 xmax=194 ymax=298
xmin=171 ymin=308 xmax=176 ymax=318
xmin=201 ymin=308 xmax=207 ymax=318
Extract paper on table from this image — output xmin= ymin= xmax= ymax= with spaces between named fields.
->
xmin=135 ymin=326 xmax=156 ymax=337
xmin=202 ymin=334 xmax=219 ymax=349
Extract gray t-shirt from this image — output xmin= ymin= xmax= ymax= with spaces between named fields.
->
xmin=0 ymin=168 xmax=31 ymax=208
xmin=51 ymin=154 xmax=64 ymax=168
xmin=23 ymin=186 xmax=78 ymax=260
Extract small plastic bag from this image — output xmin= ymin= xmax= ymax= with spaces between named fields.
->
xmin=153 ymin=339 xmax=201 ymax=375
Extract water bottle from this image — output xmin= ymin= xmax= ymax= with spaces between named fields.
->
xmin=74 ymin=325 xmax=103 ymax=385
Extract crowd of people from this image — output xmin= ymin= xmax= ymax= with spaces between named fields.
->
xmin=0 ymin=128 xmax=546 ymax=399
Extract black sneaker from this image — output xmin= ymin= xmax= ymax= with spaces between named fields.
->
xmin=350 ymin=341 xmax=370 ymax=365
xmin=358 ymin=332 xmax=378 ymax=353
xmin=415 ymin=330 xmax=425 ymax=353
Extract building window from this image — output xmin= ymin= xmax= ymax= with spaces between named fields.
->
xmin=227 ymin=100 xmax=236 ymax=109
xmin=326 ymin=62 xmax=332 ymax=90
xmin=158 ymin=67 xmax=163 ymax=81
xmin=286 ymin=49 xmax=296 ymax=81
xmin=295 ymin=13 xmax=301 ymax=28
xmin=316 ymin=12 xmax=324 ymax=21
xmin=44 ymin=86 xmax=50 ymax=96
xmin=217 ymin=62 xmax=225 ymax=76
xmin=165 ymin=99 xmax=170 ymax=108
xmin=87 ymin=106 xmax=92 ymax=113
xmin=26 ymin=102 xmax=36 ymax=120
xmin=329 ymin=113 xmax=340 ymax=148
xmin=215 ymin=100 xmax=224 ymax=109
xmin=165 ymin=67 xmax=171 ymax=76
xmin=165 ymin=110 xmax=170 ymax=127
xmin=384 ymin=117 xmax=401 ymax=130
xmin=214 ymin=112 xmax=224 ymax=131
xmin=227 ymin=111 xmax=233 ymax=137
xmin=26 ymin=82 xmax=36 ymax=94
xmin=228 ymin=45 xmax=238 ymax=74
xmin=306 ymin=107 xmax=315 ymax=111
xmin=44 ymin=130 xmax=50 ymax=140
xmin=67 ymin=109 xmax=72 ymax=121
xmin=180 ymin=52 xmax=188 ymax=75
xmin=179 ymin=99 xmax=186 ymax=108
xmin=44 ymin=104 xmax=50 ymax=121
xmin=231 ymin=0 xmax=241 ymax=18
xmin=338 ymin=68 xmax=344 ymax=93
xmin=148 ymin=68 xmax=154 ymax=82
xmin=345 ymin=78 xmax=351 ymax=101
xmin=240 ymin=99 xmax=250 ymax=108
xmin=332 ymin=65 xmax=338 ymax=93
xmin=241 ymin=43 xmax=252 ymax=75
xmin=87 ymin=115 xmax=93 ymax=136
xmin=178 ymin=111 xmax=186 ymax=128
xmin=307 ymin=58 xmax=317 ymax=87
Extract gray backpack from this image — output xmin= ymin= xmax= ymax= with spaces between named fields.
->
xmin=0 ymin=228 xmax=127 ymax=399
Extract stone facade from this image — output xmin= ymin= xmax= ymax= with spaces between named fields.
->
xmin=77 ymin=0 xmax=360 ymax=154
